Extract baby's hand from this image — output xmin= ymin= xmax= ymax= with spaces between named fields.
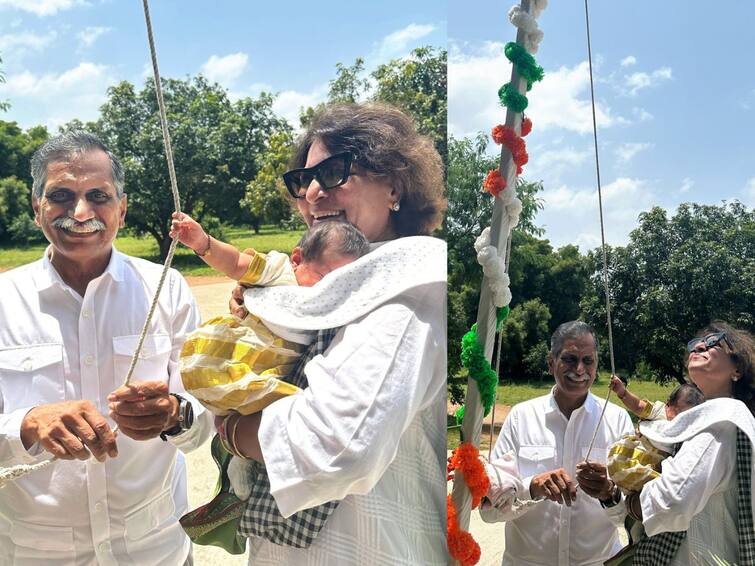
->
xmin=170 ymin=212 xmax=208 ymax=252
xmin=609 ymin=375 xmax=626 ymax=397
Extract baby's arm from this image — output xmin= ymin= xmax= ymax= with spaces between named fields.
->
xmin=170 ymin=212 xmax=252 ymax=281
xmin=609 ymin=375 xmax=648 ymax=417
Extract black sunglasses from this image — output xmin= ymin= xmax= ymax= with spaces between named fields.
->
xmin=686 ymin=332 xmax=730 ymax=353
xmin=282 ymin=152 xmax=354 ymax=199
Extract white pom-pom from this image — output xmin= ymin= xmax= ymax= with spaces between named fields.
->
xmin=531 ymin=0 xmax=548 ymax=19
xmin=477 ymin=246 xmax=496 ymax=266
xmin=474 ymin=227 xmax=491 ymax=252
xmin=507 ymin=197 xmax=523 ymax=228
xmin=524 ymin=29 xmax=544 ymax=54
xmin=509 ymin=6 xmax=538 ymax=32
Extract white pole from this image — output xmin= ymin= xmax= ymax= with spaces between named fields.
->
xmin=450 ymin=0 xmax=534 ymax=538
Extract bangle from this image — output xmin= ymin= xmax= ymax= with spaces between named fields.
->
xmin=194 ymin=234 xmax=212 ymax=257
xmin=626 ymin=491 xmax=643 ymax=521
xmin=229 ymin=414 xmax=249 ymax=460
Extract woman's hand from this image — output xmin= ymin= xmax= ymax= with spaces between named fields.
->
xmin=169 ymin=212 xmax=209 ymax=253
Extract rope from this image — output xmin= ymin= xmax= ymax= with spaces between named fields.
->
xmin=123 ymin=0 xmax=183 ymax=386
xmin=1 ymin=0 xmax=182 ymax=487
xmin=583 ymin=0 xmax=617 ymax=462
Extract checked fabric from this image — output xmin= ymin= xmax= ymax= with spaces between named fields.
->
xmin=633 ymin=429 xmax=755 ymax=565
xmin=238 ymin=328 xmax=340 ymax=547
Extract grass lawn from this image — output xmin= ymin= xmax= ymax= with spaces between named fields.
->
xmin=448 ymin=374 xmax=679 ymax=451
xmin=0 ymin=225 xmax=304 ymax=276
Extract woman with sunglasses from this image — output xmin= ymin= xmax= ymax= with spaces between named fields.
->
xmin=620 ymin=321 xmax=755 ymax=565
xmin=226 ymin=102 xmax=447 ymax=565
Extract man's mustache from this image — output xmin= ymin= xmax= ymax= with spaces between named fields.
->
xmin=52 ymin=216 xmax=107 ymax=233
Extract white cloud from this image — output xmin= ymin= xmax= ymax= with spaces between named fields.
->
xmin=537 ymin=177 xmax=656 ymax=249
xmin=623 ymin=66 xmax=672 ymax=96
xmin=272 ymin=84 xmax=329 ymax=130
xmin=528 ymin=145 xmax=592 ymax=182
xmin=632 ymin=107 xmax=653 ymax=122
xmin=448 ymin=41 xmax=627 ymax=139
xmin=620 ymin=55 xmax=637 ymax=67
xmin=0 ymin=30 xmax=57 ymax=55
xmin=375 ymin=23 xmax=436 ymax=63
xmin=77 ymin=26 xmax=110 ymax=48
xmin=200 ymin=53 xmax=249 ymax=86
xmin=744 ymin=177 xmax=755 ymax=207
xmin=680 ymin=177 xmax=694 ymax=194
xmin=0 ymin=0 xmax=88 ymax=16
xmin=2 ymin=62 xmax=116 ymax=129
xmin=614 ymin=142 xmax=653 ymax=163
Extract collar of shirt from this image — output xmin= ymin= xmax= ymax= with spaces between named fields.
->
xmin=33 ymin=245 xmax=126 ymax=295
xmin=545 ymin=386 xmax=602 ymax=420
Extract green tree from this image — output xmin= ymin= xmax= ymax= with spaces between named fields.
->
xmin=328 ymin=58 xmax=371 ymax=104
xmin=91 ymin=77 xmax=287 ymax=258
xmin=0 ymin=54 xmax=9 ymax=112
xmin=581 ymin=202 xmax=755 ymax=383
xmin=0 ymin=176 xmax=42 ymax=243
xmin=242 ymin=129 xmax=299 ymax=231
xmin=0 ymin=121 xmax=49 ymax=186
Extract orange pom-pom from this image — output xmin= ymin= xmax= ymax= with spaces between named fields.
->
xmin=490 ymin=124 xmax=529 ymax=176
xmin=448 ymin=443 xmax=491 ymax=509
xmin=521 ymin=116 xmax=533 ymax=136
xmin=447 ymin=495 xmax=482 ymax=566
xmin=482 ymin=170 xmax=506 ymax=197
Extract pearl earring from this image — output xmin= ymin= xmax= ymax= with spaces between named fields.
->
xmin=390 ymin=201 xmax=400 ymax=212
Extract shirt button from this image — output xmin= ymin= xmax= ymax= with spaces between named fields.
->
xmin=99 ymin=541 xmax=110 ymax=552
xmin=23 ymin=359 xmax=33 ymax=371
xmin=94 ymin=501 xmax=103 ymax=512
xmin=84 ymin=355 xmax=95 ymax=366
xmin=82 ymin=309 xmax=90 ymax=318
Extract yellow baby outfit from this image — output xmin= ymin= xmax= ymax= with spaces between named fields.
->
xmin=607 ymin=401 xmax=669 ymax=491
xmin=180 ymin=250 xmax=312 ymax=416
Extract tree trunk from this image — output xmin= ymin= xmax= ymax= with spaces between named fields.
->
xmin=159 ymin=234 xmax=172 ymax=261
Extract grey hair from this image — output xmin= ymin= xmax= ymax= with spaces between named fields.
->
xmin=550 ymin=320 xmax=599 ymax=357
xmin=298 ymin=221 xmax=370 ymax=263
xmin=31 ymin=131 xmax=125 ymax=199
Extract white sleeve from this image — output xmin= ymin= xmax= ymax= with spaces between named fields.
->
xmin=479 ymin=449 xmax=526 ymax=523
xmin=165 ymin=271 xmax=212 ymax=452
xmin=640 ymin=423 xmax=736 ymax=536
xmin=0 ymin=407 xmax=45 ymax=466
xmin=258 ymin=295 xmax=445 ymax=517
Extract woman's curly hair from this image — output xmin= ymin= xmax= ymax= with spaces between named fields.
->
xmin=289 ymin=102 xmax=446 ymax=237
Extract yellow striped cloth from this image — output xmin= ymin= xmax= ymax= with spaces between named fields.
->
xmin=607 ymin=433 xmax=669 ymax=492
xmin=180 ymin=314 xmax=305 ymax=415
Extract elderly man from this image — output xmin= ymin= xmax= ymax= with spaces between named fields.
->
xmin=0 ymin=131 xmax=212 ymax=565
xmin=481 ymin=320 xmax=633 ymax=566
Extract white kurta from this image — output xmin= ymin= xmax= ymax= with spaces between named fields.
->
xmin=639 ymin=398 xmax=755 ymax=566
xmin=0 ymin=248 xmax=212 ymax=566
xmin=485 ymin=390 xmax=633 ymax=566
xmin=244 ymin=237 xmax=447 ymax=565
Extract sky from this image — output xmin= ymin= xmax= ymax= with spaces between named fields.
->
xmin=449 ymin=0 xmax=755 ymax=250
xmin=0 ymin=0 xmax=445 ymax=131
xmin=2 ymin=1 xmax=754 ymax=251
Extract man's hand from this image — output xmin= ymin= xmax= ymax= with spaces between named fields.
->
xmin=108 ymin=381 xmax=178 ymax=441
xmin=20 ymin=401 xmax=118 ymax=461
xmin=576 ymin=460 xmax=614 ymax=500
xmin=529 ymin=468 xmax=577 ymax=505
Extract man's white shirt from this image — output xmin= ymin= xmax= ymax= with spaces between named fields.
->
xmin=484 ymin=390 xmax=633 ymax=566
xmin=0 ymin=247 xmax=211 ymax=565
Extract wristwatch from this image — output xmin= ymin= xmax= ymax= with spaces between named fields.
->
xmin=599 ymin=482 xmax=622 ymax=508
xmin=160 ymin=394 xmax=194 ymax=441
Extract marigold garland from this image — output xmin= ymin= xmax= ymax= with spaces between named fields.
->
xmin=498 ymin=82 xmax=528 ymax=113
xmin=449 ymin=443 xmax=490 ymax=508
xmin=482 ymin=169 xmax=506 ymax=197
xmin=491 ymin=125 xmax=529 ymax=175
xmin=504 ymin=41 xmax=544 ymax=90
xmin=447 ymin=495 xmax=481 ymax=566
xmin=521 ymin=116 xmax=533 ymax=137
xmin=461 ymin=324 xmax=497 ymax=416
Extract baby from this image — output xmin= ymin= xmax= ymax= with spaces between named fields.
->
xmin=610 ymin=376 xmax=705 ymax=422
xmin=170 ymin=213 xmax=370 ymax=419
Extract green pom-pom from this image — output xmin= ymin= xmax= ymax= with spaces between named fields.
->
xmin=460 ymin=325 xmax=498 ymax=416
xmin=496 ymin=305 xmax=511 ymax=330
xmin=455 ymin=405 xmax=465 ymax=425
xmin=498 ymin=83 xmax=528 ymax=113
xmin=504 ymin=42 xmax=544 ymax=91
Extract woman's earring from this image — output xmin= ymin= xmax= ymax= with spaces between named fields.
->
xmin=390 ymin=201 xmax=400 ymax=212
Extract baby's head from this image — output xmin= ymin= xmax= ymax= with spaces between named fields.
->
xmin=290 ymin=221 xmax=370 ymax=287
xmin=665 ymin=383 xmax=705 ymax=419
